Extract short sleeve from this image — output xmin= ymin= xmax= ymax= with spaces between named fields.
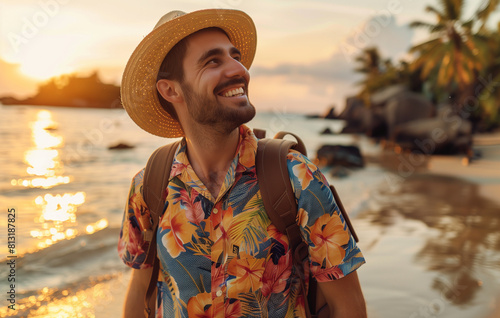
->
xmin=287 ymin=150 xmax=365 ymax=282
xmin=118 ymin=168 xmax=154 ymax=269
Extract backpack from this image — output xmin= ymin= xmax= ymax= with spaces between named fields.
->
xmin=141 ymin=130 xmax=359 ymax=318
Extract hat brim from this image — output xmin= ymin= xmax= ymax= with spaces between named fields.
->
xmin=121 ymin=9 xmax=257 ymax=138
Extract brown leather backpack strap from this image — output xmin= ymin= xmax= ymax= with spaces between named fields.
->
xmin=273 ymin=131 xmax=308 ymax=157
xmin=252 ymin=128 xmax=267 ymax=139
xmin=142 ymin=140 xmax=181 ymax=318
xmin=144 ymin=259 xmax=160 ymax=318
xmin=330 ymin=185 xmax=359 ymax=243
xmin=256 ymin=138 xmax=313 ymax=318
xmin=256 ymin=138 xmax=303 ymax=249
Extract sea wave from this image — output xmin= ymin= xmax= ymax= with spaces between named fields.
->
xmin=0 ymin=227 xmax=124 ymax=296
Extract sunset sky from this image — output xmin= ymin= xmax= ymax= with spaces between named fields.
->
xmin=1 ymin=0 xmax=497 ymax=113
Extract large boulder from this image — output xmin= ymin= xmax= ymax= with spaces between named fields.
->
xmin=370 ymin=84 xmax=407 ymax=106
xmin=393 ymin=114 xmax=472 ymax=154
xmin=384 ymin=91 xmax=435 ymax=140
xmin=339 ymin=97 xmax=372 ymax=134
xmin=316 ymin=145 xmax=364 ymax=168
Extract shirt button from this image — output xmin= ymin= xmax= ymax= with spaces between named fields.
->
xmin=216 ymin=290 xmax=222 ymax=297
xmin=213 ymin=208 xmax=218 ymax=214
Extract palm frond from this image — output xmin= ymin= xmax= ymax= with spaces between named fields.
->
xmin=410 ymin=20 xmax=441 ymax=30
xmin=440 ymin=0 xmax=464 ymax=20
xmin=410 ymin=37 xmax=442 ymax=53
xmin=425 ymin=5 xmax=446 ymax=22
xmin=476 ymin=0 xmax=500 ymax=26
xmin=437 ymin=52 xmax=452 ymax=87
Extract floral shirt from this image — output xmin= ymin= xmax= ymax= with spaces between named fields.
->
xmin=118 ymin=125 xmax=365 ymax=318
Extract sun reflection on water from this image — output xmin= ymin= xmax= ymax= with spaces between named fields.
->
xmin=0 ymin=275 xmax=121 ymax=318
xmin=12 ymin=110 xmax=69 ymax=189
xmin=7 ymin=110 xmax=111 ymax=252
xmin=30 ymin=192 xmax=88 ymax=249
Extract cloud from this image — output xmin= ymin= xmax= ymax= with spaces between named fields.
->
xmin=253 ymin=14 xmax=414 ymax=81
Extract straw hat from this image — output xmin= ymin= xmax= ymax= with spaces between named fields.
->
xmin=121 ymin=9 xmax=257 ymax=138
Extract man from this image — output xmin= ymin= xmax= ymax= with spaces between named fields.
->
xmin=118 ymin=9 xmax=366 ymax=318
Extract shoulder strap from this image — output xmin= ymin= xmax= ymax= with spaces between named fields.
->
xmin=142 ymin=140 xmax=181 ymax=318
xmin=256 ymin=138 xmax=302 ymax=248
xmin=256 ymin=131 xmax=359 ymax=318
xmin=256 ymin=136 xmax=316 ymax=317
xmin=256 ymin=133 xmax=358 ymax=243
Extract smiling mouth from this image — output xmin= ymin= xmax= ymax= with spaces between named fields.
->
xmin=219 ymin=87 xmax=245 ymax=97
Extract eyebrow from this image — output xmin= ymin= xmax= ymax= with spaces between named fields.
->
xmin=197 ymin=47 xmax=242 ymax=66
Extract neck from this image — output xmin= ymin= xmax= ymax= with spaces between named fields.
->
xmin=184 ymin=125 xmax=241 ymax=199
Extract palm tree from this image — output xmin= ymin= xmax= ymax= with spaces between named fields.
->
xmin=354 ymin=47 xmax=383 ymax=78
xmin=409 ymin=0 xmax=494 ymax=111
xmin=354 ymin=47 xmax=413 ymax=104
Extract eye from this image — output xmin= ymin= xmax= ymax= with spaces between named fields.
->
xmin=206 ymin=58 xmax=220 ymax=66
xmin=233 ymin=55 xmax=242 ymax=62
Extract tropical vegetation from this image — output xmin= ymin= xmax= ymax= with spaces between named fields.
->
xmin=354 ymin=0 xmax=500 ymax=131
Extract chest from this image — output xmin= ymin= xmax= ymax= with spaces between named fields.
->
xmin=156 ymin=174 xmax=290 ymax=270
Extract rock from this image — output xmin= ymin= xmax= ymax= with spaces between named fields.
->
xmin=323 ymin=106 xmax=338 ymax=119
xmin=339 ymin=97 xmax=372 ymax=134
xmin=320 ymin=127 xmax=335 ymax=135
xmin=330 ymin=166 xmax=350 ymax=178
xmin=384 ymin=91 xmax=435 ymax=140
xmin=316 ymin=145 xmax=364 ymax=168
xmin=108 ymin=142 xmax=134 ymax=150
xmin=370 ymin=84 xmax=407 ymax=106
xmin=393 ymin=116 xmax=472 ymax=154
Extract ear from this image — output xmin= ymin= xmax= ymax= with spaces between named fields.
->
xmin=157 ymin=79 xmax=184 ymax=104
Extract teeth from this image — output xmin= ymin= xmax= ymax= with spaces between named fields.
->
xmin=223 ymin=87 xmax=244 ymax=97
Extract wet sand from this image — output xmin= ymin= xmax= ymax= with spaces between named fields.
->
xmin=358 ymin=141 xmax=500 ymax=318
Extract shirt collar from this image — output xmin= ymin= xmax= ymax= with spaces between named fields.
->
xmin=168 ymin=125 xmax=258 ymax=201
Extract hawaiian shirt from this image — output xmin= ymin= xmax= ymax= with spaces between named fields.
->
xmin=118 ymin=125 xmax=365 ymax=318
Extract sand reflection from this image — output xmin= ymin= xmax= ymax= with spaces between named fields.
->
xmin=369 ymin=173 xmax=500 ymax=309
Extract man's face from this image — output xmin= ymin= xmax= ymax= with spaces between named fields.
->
xmin=180 ymin=28 xmax=255 ymax=133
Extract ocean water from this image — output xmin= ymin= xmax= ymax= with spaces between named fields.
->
xmin=0 ymin=105 xmax=387 ymax=317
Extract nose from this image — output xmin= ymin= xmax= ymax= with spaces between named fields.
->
xmin=223 ymin=57 xmax=249 ymax=81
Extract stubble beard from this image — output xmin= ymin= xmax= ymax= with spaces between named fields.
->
xmin=182 ymin=82 xmax=256 ymax=134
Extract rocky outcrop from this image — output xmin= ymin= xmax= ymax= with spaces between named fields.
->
xmin=320 ymin=127 xmax=335 ymax=135
xmin=393 ymin=106 xmax=472 ymax=155
xmin=384 ymin=91 xmax=435 ymax=140
xmin=338 ymin=97 xmax=373 ymax=134
xmin=316 ymin=145 xmax=364 ymax=168
xmin=108 ymin=142 xmax=135 ymax=150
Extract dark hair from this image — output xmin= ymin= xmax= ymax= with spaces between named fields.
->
xmin=156 ymin=38 xmax=188 ymax=121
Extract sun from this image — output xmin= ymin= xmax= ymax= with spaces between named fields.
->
xmin=20 ymin=61 xmax=74 ymax=81
xmin=16 ymin=37 xmax=76 ymax=81
xmin=19 ymin=51 xmax=74 ymax=81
